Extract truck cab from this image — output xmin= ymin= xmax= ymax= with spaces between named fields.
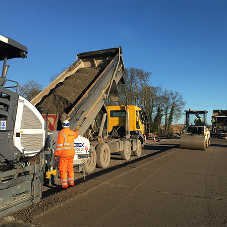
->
xmin=106 ymin=105 xmax=146 ymax=138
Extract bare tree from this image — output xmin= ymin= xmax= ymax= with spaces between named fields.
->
xmin=144 ymin=87 xmax=185 ymax=134
xmin=121 ymin=67 xmax=151 ymax=106
xmin=162 ymin=89 xmax=171 ymax=132
xmin=139 ymin=85 xmax=155 ymax=134
xmin=167 ymin=103 xmax=175 ymax=132
xmin=18 ymin=80 xmax=42 ymax=101
xmin=108 ymin=66 xmax=185 ymax=135
xmin=169 ymin=91 xmax=186 ymax=123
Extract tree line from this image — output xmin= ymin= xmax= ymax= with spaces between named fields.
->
xmin=18 ymin=67 xmax=185 ymax=135
xmin=108 ymin=67 xmax=185 ymax=135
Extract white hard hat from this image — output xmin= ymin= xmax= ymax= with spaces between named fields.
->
xmin=62 ymin=120 xmax=70 ymax=128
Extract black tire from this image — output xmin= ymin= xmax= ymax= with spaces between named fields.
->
xmin=83 ymin=146 xmax=97 ymax=174
xmin=121 ymin=140 xmax=131 ymax=160
xmin=96 ymin=143 xmax=111 ymax=169
xmin=133 ymin=139 xmax=142 ymax=157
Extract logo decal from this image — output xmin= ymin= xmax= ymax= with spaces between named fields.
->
xmin=74 ymin=143 xmax=84 ymax=148
xmin=1 ymin=121 xmax=6 ymax=130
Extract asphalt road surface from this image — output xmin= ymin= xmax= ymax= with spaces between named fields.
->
xmin=1 ymin=137 xmax=227 ymax=227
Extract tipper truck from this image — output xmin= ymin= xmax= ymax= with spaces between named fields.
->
xmin=31 ymin=45 xmax=147 ymax=174
xmin=0 ymin=35 xmax=147 ymax=217
xmin=211 ymin=110 xmax=227 ymax=138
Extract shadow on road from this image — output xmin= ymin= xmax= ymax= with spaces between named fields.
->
xmin=42 ymin=141 xmax=179 ymax=198
xmin=209 ymin=138 xmax=227 ymax=148
xmin=209 ymin=143 xmax=227 ymax=147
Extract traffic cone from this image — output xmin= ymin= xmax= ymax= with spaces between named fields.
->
xmin=144 ymin=135 xmax=147 ymax=143
xmin=154 ymin=136 xmax=156 ymax=142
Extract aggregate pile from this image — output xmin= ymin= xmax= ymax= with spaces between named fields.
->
xmin=36 ymin=67 xmax=102 ymax=115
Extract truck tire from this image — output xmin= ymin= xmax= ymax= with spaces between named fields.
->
xmin=96 ymin=143 xmax=111 ymax=169
xmin=83 ymin=146 xmax=97 ymax=174
xmin=133 ymin=139 xmax=142 ymax=157
xmin=121 ymin=140 xmax=131 ymax=160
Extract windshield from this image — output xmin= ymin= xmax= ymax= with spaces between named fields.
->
xmin=110 ymin=110 xmax=126 ymax=117
xmin=186 ymin=112 xmax=206 ymax=126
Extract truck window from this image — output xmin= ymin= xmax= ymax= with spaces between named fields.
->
xmin=139 ymin=110 xmax=143 ymax=122
xmin=110 ymin=110 xmax=126 ymax=117
xmin=136 ymin=110 xmax=140 ymax=129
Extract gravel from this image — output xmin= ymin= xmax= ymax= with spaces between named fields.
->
xmin=35 ymin=67 xmax=102 ymax=115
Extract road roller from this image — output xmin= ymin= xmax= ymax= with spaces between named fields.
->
xmin=180 ymin=110 xmax=210 ymax=150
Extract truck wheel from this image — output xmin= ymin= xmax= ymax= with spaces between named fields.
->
xmin=83 ymin=146 xmax=97 ymax=174
xmin=121 ymin=140 xmax=131 ymax=160
xmin=96 ymin=143 xmax=110 ymax=169
xmin=133 ymin=139 xmax=142 ymax=157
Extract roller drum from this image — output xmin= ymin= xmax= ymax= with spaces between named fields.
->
xmin=180 ymin=134 xmax=206 ymax=150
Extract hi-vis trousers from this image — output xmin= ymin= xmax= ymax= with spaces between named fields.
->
xmin=58 ymin=156 xmax=74 ymax=189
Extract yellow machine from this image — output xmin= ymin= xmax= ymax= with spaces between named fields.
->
xmin=105 ymin=105 xmax=147 ymax=160
xmin=106 ymin=105 xmax=145 ymax=137
xmin=180 ymin=110 xmax=210 ymax=150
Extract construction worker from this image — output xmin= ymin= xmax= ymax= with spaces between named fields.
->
xmin=194 ymin=113 xmax=203 ymax=125
xmin=54 ymin=120 xmax=78 ymax=189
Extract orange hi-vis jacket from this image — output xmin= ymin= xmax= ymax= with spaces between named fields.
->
xmin=55 ymin=128 xmax=78 ymax=158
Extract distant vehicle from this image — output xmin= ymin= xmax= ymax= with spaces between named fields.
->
xmin=211 ymin=110 xmax=227 ymax=138
xmin=180 ymin=110 xmax=210 ymax=150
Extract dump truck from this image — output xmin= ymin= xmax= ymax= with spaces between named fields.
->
xmin=180 ymin=110 xmax=210 ymax=150
xmin=31 ymin=45 xmax=147 ymax=174
xmin=0 ymin=35 xmax=147 ymax=217
xmin=211 ymin=110 xmax=227 ymax=138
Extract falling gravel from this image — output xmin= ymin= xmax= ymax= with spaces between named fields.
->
xmin=36 ymin=67 xmax=102 ymax=115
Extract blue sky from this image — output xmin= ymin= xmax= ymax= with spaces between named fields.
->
xmin=1 ymin=0 xmax=227 ymax=124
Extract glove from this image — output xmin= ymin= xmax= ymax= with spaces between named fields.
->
xmin=75 ymin=129 xmax=79 ymax=138
xmin=54 ymin=156 xmax=58 ymax=162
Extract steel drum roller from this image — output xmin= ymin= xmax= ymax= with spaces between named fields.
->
xmin=180 ymin=134 xmax=206 ymax=150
